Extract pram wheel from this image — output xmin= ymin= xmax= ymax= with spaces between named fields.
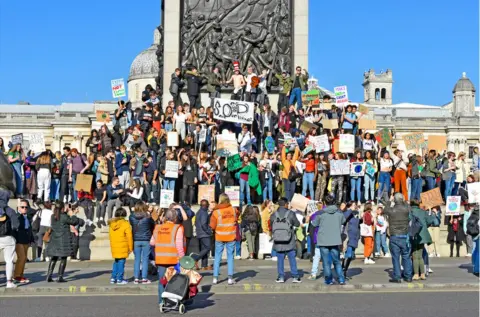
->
xmin=179 ymin=303 xmax=186 ymax=315
xmin=159 ymin=303 xmax=164 ymax=313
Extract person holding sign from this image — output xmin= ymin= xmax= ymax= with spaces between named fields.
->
xmin=341 ymin=105 xmax=357 ymax=134
xmin=281 ymin=145 xmax=301 ymax=202
xmin=392 ymin=150 xmax=409 ymax=201
xmin=350 ymin=151 xmax=364 ymax=204
xmin=378 ymin=152 xmax=393 ymax=202
xmin=300 ymin=151 xmax=317 ymax=199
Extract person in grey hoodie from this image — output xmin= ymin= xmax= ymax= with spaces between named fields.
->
xmin=193 ymin=200 xmax=213 ymax=270
xmin=310 ymin=194 xmax=346 ymax=285
xmin=0 ymin=189 xmax=20 ymax=288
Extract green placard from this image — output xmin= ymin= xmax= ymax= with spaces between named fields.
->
xmin=227 ymin=154 xmax=242 ymax=171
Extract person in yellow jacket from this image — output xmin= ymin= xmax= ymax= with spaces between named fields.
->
xmin=108 ymin=208 xmax=133 ymax=285
xmin=210 ymin=194 xmax=239 ymax=285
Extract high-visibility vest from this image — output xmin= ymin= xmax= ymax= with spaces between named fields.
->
xmin=154 ymin=222 xmax=184 ymax=265
xmin=214 ymin=207 xmax=236 ymax=242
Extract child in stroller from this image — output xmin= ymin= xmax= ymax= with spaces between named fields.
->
xmin=160 ymin=255 xmax=202 ymax=314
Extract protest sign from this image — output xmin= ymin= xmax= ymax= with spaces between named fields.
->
xmin=74 ymin=174 xmax=93 ymax=192
xmin=365 ymin=161 xmax=376 ymax=176
xmin=198 ymin=185 xmax=215 ymax=203
xmin=11 ymin=133 xmax=23 ymax=146
xmin=302 ymin=146 xmax=314 ymax=156
xmin=334 ymin=86 xmax=348 ymax=107
xmin=259 ymin=233 xmax=273 ymax=255
xmin=216 ymin=133 xmax=238 ymax=157
xmin=213 ymin=98 xmax=254 ymax=124
xmin=320 ymin=102 xmax=333 ymax=110
xmin=358 ymin=119 xmax=376 ymax=130
xmin=322 ymin=119 xmax=338 ymax=130
xmin=358 ymin=104 xmax=369 ymax=114
xmin=160 ymin=189 xmax=174 ymax=208
xmin=227 ymin=154 xmax=242 ymax=171
xmin=198 ymin=129 xmax=207 ymax=143
xmin=283 ymin=133 xmax=297 ymax=147
xmin=350 ymin=162 xmax=365 ymax=177
xmin=446 ymin=196 xmax=461 ymax=216
xmin=309 ymin=134 xmax=330 ymax=153
xmin=264 ymin=136 xmax=275 ymax=153
xmin=330 ymin=159 xmax=350 ymax=175
xmin=119 ymin=117 xmax=128 ymax=130
xmin=339 ymin=134 xmax=355 ymax=153
xmin=28 ymin=133 xmax=46 ymax=153
xmin=468 ymin=182 xmax=480 ymax=204
xmin=165 ymin=160 xmax=178 ymax=178
xmin=306 ymin=201 xmax=321 ymax=215
xmin=428 ymin=135 xmax=447 ymax=153
xmin=301 ymin=90 xmax=320 ymax=107
xmin=299 ymin=120 xmax=317 ymax=134
xmin=291 ymin=194 xmax=309 ymax=212
xmin=225 ymin=186 xmax=240 ymax=207
xmin=96 ymin=110 xmax=111 ymax=123
xmin=403 ymin=132 xmax=426 ymax=151
xmin=420 ymin=187 xmax=444 ymax=209
xmin=111 ymin=78 xmax=126 ymax=99
xmin=375 ymin=128 xmax=391 ymax=148
xmin=167 ymin=132 xmax=179 ymax=147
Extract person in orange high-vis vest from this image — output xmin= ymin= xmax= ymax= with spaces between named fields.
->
xmin=210 ymin=194 xmax=239 ymax=286
xmin=150 ymin=208 xmax=185 ymax=307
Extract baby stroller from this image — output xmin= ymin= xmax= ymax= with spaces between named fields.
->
xmin=160 ymin=255 xmax=201 ymax=315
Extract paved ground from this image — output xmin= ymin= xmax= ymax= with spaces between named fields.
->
xmin=0 ymin=258 xmax=478 ymax=295
xmin=0 ymin=292 xmax=478 ymax=317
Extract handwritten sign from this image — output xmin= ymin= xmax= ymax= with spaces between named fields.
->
xmin=119 ymin=117 xmax=128 ymax=130
xmin=302 ymin=146 xmax=314 ymax=156
xmin=365 ymin=161 xmax=376 ymax=176
xmin=111 ymin=78 xmax=126 ymax=98
xmin=375 ymin=128 xmax=391 ymax=148
xmin=358 ymin=119 xmax=376 ymax=130
xmin=339 ymin=134 xmax=355 ymax=153
xmin=334 ymin=86 xmax=348 ymax=107
xmin=322 ymin=119 xmax=338 ymax=130
xmin=198 ymin=129 xmax=207 ymax=143
xmin=358 ymin=104 xmax=369 ymax=114
xmin=320 ymin=102 xmax=333 ymax=111
xmin=96 ymin=110 xmax=111 ymax=123
xmin=446 ymin=196 xmax=461 ymax=216
xmin=265 ymin=136 xmax=275 ymax=153
xmin=291 ymin=194 xmax=310 ymax=212
xmin=330 ymin=159 xmax=350 ymax=175
xmin=198 ymin=185 xmax=215 ymax=203
xmin=160 ymin=189 xmax=174 ymax=208
xmin=428 ymin=135 xmax=447 ymax=153
xmin=165 ymin=160 xmax=178 ymax=178
xmin=309 ymin=134 xmax=330 ymax=153
xmin=167 ymin=132 xmax=179 ymax=147
xmin=216 ymin=133 xmax=238 ymax=157
xmin=225 ymin=186 xmax=240 ymax=207
xmin=213 ymin=98 xmax=254 ymax=124
xmin=403 ymin=132 xmax=426 ymax=151
xmin=468 ymin=182 xmax=480 ymax=204
xmin=299 ymin=120 xmax=317 ymax=134
xmin=28 ymin=133 xmax=46 ymax=153
xmin=74 ymin=174 xmax=93 ymax=192
xmin=420 ymin=187 xmax=444 ymax=210
xmin=227 ymin=154 xmax=242 ymax=171
xmin=284 ymin=133 xmax=297 ymax=147
xmin=350 ymin=162 xmax=365 ymax=177
xmin=11 ymin=133 xmax=23 ymax=146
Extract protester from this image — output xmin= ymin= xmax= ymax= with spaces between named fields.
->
xmin=193 ymin=200 xmax=213 ymax=270
xmin=0 ymin=190 xmax=20 ymax=288
xmin=129 ymin=203 xmax=154 ymax=284
xmin=13 ymin=199 xmax=35 ymax=284
xmin=109 ymin=208 xmax=133 ymax=285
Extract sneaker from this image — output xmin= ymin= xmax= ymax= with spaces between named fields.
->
xmin=45 ymin=257 xmax=50 ymax=262
xmin=436 ymin=253 xmax=441 ymax=258
xmin=110 ymin=279 xmax=116 ymax=284
xmin=374 ymin=252 xmax=380 ymax=257
xmin=134 ymin=279 xmax=140 ymax=285
xmin=292 ymin=277 xmax=302 ymax=284
xmin=324 ymin=280 xmax=334 ymax=285
xmin=227 ymin=278 xmax=236 ymax=285
xmin=384 ymin=253 xmax=391 ymax=258
xmin=466 ymin=253 xmax=472 ymax=257
xmin=212 ymin=278 xmax=218 ymax=285
xmin=307 ymin=275 xmax=316 ymax=280
xmin=6 ymin=281 xmax=17 ymax=289
xmin=14 ymin=277 xmax=30 ymax=284
xmin=276 ymin=277 xmax=285 ymax=283
xmin=271 ymin=257 xmax=278 ymax=262
xmin=338 ymin=280 xmax=346 ymax=285
xmin=142 ymin=279 xmax=152 ymax=284
xmin=340 ymin=253 xmax=344 ymax=260
xmin=234 ymin=256 xmax=241 ymax=260
xmin=34 ymin=257 xmax=43 ymax=262
xmin=116 ymin=280 xmax=128 ymax=285
xmin=428 ymin=253 xmax=435 ymax=257
xmin=428 ymin=268 xmax=434 ymax=273
xmin=368 ymin=258 xmax=376 ymax=264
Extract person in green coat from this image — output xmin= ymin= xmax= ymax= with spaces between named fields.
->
xmin=410 ymin=200 xmax=437 ymax=280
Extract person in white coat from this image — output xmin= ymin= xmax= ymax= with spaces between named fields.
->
xmin=453 ymin=152 xmax=469 ymax=195
xmin=238 ymin=125 xmax=253 ymax=153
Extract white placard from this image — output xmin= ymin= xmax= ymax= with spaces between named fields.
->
xmin=330 ymin=159 xmax=350 ymax=175
xmin=225 ymin=186 xmax=240 ymax=207
xmin=28 ymin=133 xmax=46 ymax=153
xmin=111 ymin=78 xmax=126 ymax=98
xmin=213 ymin=98 xmax=254 ymax=124
xmin=334 ymin=85 xmax=348 ymax=107
xmin=339 ymin=134 xmax=355 ymax=153
xmin=467 ymin=182 xmax=480 ymax=204
xmin=160 ymin=189 xmax=174 ymax=208
xmin=259 ymin=233 xmax=273 ymax=255
xmin=309 ymin=134 xmax=330 ymax=153
xmin=167 ymin=132 xmax=179 ymax=147
xmin=165 ymin=160 xmax=178 ymax=178
xmin=198 ymin=129 xmax=207 ymax=143
xmin=350 ymin=162 xmax=365 ymax=177
xmin=446 ymin=196 xmax=461 ymax=216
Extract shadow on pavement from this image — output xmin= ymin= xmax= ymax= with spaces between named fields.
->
xmin=183 ymin=292 xmax=215 ymax=312
xmin=73 ymin=270 xmax=110 ymax=281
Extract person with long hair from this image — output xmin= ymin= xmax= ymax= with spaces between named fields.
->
xmin=330 ymin=153 xmax=346 ymax=205
xmin=350 ymin=151 xmax=364 ymax=204
xmin=125 ymin=179 xmax=144 ymax=208
xmin=24 ymin=150 xmax=38 ymax=200
xmin=45 ymin=202 xmax=81 ymax=282
xmin=129 ymin=202 xmax=154 ymax=284
xmin=50 ymin=151 xmax=62 ymax=201
xmin=86 ymin=129 xmax=101 ymax=155
xmin=69 ymin=148 xmax=86 ymax=202
xmin=36 ymin=152 xmax=52 ymax=203
xmin=99 ymin=125 xmax=113 ymax=156
xmin=378 ymin=151 xmax=393 ymax=202
xmin=363 ymin=151 xmax=377 ymax=203
xmin=314 ymin=153 xmax=328 ymax=203
xmin=173 ymin=105 xmax=187 ymax=140
xmin=281 ymin=145 xmax=300 ymax=201
xmin=301 ymin=151 xmax=317 ymax=199
xmin=453 ymin=152 xmax=469 ymax=195
xmin=241 ymin=205 xmax=261 ymax=260
xmin=179 ymin=149 xmax=198 ymax=205
xmin=0 ymin=137 xmax=5 ymax=154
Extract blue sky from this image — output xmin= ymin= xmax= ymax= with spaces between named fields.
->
xmin=0 ymin=0 xmax=478 ymax=106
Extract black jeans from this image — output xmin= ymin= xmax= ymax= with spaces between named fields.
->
xmin=59 ymin=174 xmax=71 ymax=203
xmin=77 ymin=198 xmax=94 ymax=221
xmin=171 ymin=93 xmax=183 ymax=109
xmin=180 ymin=184 xmax=195 ymax=205
xmin=188 ymin=95 xmax=201 ymax=109
xmin=277 ymin=93 xmax=289 ymax=113
xmin=196 ymin=237 xmax=212 ymax=268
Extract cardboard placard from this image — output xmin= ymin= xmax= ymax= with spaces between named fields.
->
xmin=291 ymin=194 xmax=310 ymax=212
xmin=96 ymin=110 xmax=111 ymax=123
xmin=216 ymin=133 xmax=238 ymax=157
xmin=330 ymin=159 xmax=350 ymax=175
xmin=322 ymin=119 xmax=338 ymax=130
xmin=165 ymin=160 xmax=178 ymax=178
xmin=225 ymin=186 xmax=240 ymax=207
xmin=74 ymin=174 xmax=93 ymax=192
xmin=375 ymin=128 xmax=391 ymax=148
xmin=167 ymin=132 xmax=179 ymax=147
xmin=299 ymin=120 xmax=317 ymax=134
xmin=350 ymin=162 xmax=365 ymax=177
xmin=358 ymin=104 xmax=369 ymax=114
xmin=227 ymin=154 xmax=242 ymax=171
xmin=309 ymin=135 xmax=330 ymax=153
xmin=213 ymin=98 xmax=254 ymax=124
xmin=339 ymin=134 xmax=355 ymax=153
xmin=428 ymin=135 xmax=447 ymax=153
xmin=420 ymin=187 xmax=444 ymax=210
xmin=111 ymin=78 xmax=126 ymax=98
xmin=119 ymin=117 xmax=128 ymax=130
xmin=365 ymin=161 xmax=376 ymax=176
xmin=321 ymin=102 xmax=333 ymax=110
xmin=403 ymin=132 xmax=426 ymax=151
xmin=301 ymin=90 xmax=320 ymax=107
xmin=198 ymin=185 xmax=215 ymax=203
xmin=160 ymin=189 xmax=174 ymax=208
xmin=358 ymin=119 xmax=376 ymax=130
xmin=446 ymin=196 xmax=461 ymax=216
xmin=468 ymin=182 xmax=480 ymax=204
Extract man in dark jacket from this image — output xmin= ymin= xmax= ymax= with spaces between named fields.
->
xmin=269 ymin=197 xmax=301 ymax=283
xmin=193 ymin=200 xmax=213 ymax=270
xmin=185 ymin=67 xmax=205 ymax=109
xmin=129 ymin=210 xmax=154 ymax=283
xmin=0 ymin=189 xmax=20 ymax=288
xmin=207 ymin=67 xmax=222 ymax=107
xmin=170 ymin=68 xmax=185 ymax=108
xmin=139 ymin=102 xmax=153 ymax=132
xmin=106 ymin=177 xmax=124 ymax=221
xmin=382 ymin=193 xmax=413 ymax=283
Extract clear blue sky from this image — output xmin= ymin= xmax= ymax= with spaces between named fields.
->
xmin=0 ymin=0 xmax=478 ymax=106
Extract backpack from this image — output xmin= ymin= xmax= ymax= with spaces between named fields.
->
xmin=0 ymin=207 xmax=10 ymax=237
xmin=272 ymin=210 xmax=293 ymax=243
xmin=466 ymin=213 xmax=479 ymax=237
xmin=408 ymin=214 xmax=423 ymax=239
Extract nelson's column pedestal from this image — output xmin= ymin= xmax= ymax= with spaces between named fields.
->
xmin=160 ymin=0 xmax=309 ymax=109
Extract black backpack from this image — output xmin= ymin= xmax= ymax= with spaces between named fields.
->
xmin=466 ymin=213 xmax=479 ymax=237
xmin=0 ymin=208 xmax=10 ymax=237
xmin=409 ymin=214 xmax=423 ymax=239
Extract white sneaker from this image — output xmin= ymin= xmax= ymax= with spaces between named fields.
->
xmin=436 ymin=253 xmax=441 ymax=258
xmin=428 ymin=267 xmax=434 ymax=273
xmin=368 ymin=258 xmax=376 ymax=264
xmin=45 ymin=257 xmax=50 ymax=262
xmin=364 ymin=258 xmax=369 ymax=265
xmin=428 ymin=253 xmax=435 ymax=257
xmin=212 ymin=278 xmax=218 ymax=285
xmin=234 ymin=256 xmax=241 ymax=260
xmin=374 ymin=252 xmax=380 ymax=257
xmin=34 ymin=257 xmax=42 ymax=262
xmin=466 ymin=253 xmax=472 ymax=257
xmin=384 ymin=253 xmax=391 ymax=258
xmin=340 ymin=253 xmax=344 ymax=260
xmin=6 ymin=281 xmax=17 ymax=289
xmin=271 ymin=257 xmax=278 ymax=262
xmin=95 ymin=217 xmax=99 ymax=222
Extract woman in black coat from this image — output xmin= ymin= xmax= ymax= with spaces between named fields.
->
xmin=446 ymin=215 xmax=466 ymax=257
xmin=46 ymin=202 xmax=80 ymax=282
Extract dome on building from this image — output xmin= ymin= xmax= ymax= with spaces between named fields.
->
xmin=453 ymin=72 xmax=476 ymax=93
xmin=128 ymin=29 xmax=161 ymax=82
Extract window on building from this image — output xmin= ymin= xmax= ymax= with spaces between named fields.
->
xmin=381 ymin=88 xmax=386 ymax=100
xmin=375 ymin=88 xmax=380 ymax=101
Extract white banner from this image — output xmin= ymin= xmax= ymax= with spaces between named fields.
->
xmin=330 ymin=159 xmax=350 ymax=175
xmin=309 ymin=134 xmax=330 ymax=153
xmin=165 ymin=160 xmax=178 ymax=179
xmin=111 ymin=78 xmax=126 ymax=98
xmin=27 ymin=133 xmax=46 ymax=153
xmin=334 ymin=85 xmax=348 ymax=107
xmin=160 ymin=189 xmax=174 ymax=208
xmin=213 ymin=98 xmax=254 ymax=124
xmin=446 ymin=196 xmax=461 ymax=216
xmin=339 ymin=134 xmax=355 ymax=153
xmin=467 ymin=182 xmax=480 ymax=204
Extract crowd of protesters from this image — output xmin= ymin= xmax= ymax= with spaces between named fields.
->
xmin=0 ymin=64 xmax=479 ymax=299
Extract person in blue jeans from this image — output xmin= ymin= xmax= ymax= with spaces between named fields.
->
xmin=301 ymin=152 xmax=316 ymax=199
xmin=7 ymin=144 xmax=24 ymax=197
xmin=350 ymin=151 xmax=364 ymax=203
xmin=442 ymin=152 xmax=457 ymax=199
xmin=288 ymin=66 xmax=309 ymax=110
xmin=270 ymin=198 xmax=302 ymax=283
xmin=341 ymin=204 xmax=360 ymax=279
xmin=378 ymin=152 xmax=393 ymax=202
xmin=310 ymin=194 xmax=346 ymax=285
xmin=473 ymin=236 xmax=479 ymax=277
xmin=374 ymin=207 xmax=390 ymax=257
xmin=129 ymin=205 xmax=155 ymax=284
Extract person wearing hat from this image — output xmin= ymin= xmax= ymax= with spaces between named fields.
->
xmin=185 ymin=66 xmax=205 ymax=109
xmin=226 ymin=69 xmax=245 ymax=100
xmin=275 ymin=71 xmax=293 ymax=113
